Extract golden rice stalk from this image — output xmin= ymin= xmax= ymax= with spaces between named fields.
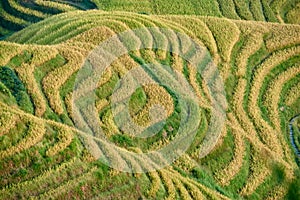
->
xmin=169 ymin=168 xmax=230 ymax=199
xmin=35 ymin=0 xmax=77 ymax=12
xmin=286 ymin=2 xmax=300 ymax=24
xmin=227 ymin=113 xmax=261 ymax=149
xmin=97 ymin=67 xmax=112 ymax=87
xmin=133 ymin=84 xmax=174 ymax=126
xmin=171 ymin=55 xmax=183 ymax=72
xmin=38 ymin=167 xmax=97 ymax=199
xmin=0 ymin=158 xmax=81 ymax=197
xmin=181 ymin=179 xmax=205 ymax=200
xmin=147 ymin=171 xmax=161 ymax=197
xmin=0 ymin=111 xmax=18 ymax=136
xmin=42 ymin=47 xmax=84 ymax=114
xmin=264 ymin=65 xmax=300 ymax=163
xmin=187 ymin=63 xmax=210 ymax=108
xmin=234 ymin=23 xmax=268 ymax=76
xmin=285 ymin=81 xmax=300 ymax=106
xmin=249 ymin=0 xmax=266 ymax=21
xmin=232 ymin=79 xmax=259 ymax=140
xmin=16 ymin=63 xmax=47 ymax=117
xmin=46 ymin=128 xmax=74 ymax=157
xmin=66 ymin=26 xmax=116 ymax=49
xmin=215 ymin=127 xmax=245 ymax=186
xmin=0 ymin=42 xmax=24 ymax=66
xmin=201 ymin=17 xmax=240 ymax=78
xmin=101 ymin=109 xmax=119 ymax=137
xmin=159 ymin=169 xmax=177 ymax=200
xmin=265 ymin=65 xmax=300 ymax=130
xmin=270 ymin=0 xmax=288 ymax=22
xmin=0 ymin=120 xmax=45 ymax=159
xmin=173 ymin=154 xmax=197 ymax=172
xmin=172 ymin=178 xmax=193 ymax=200
xmin=162 ymin=16 xmax=219 ymax=61
xmin=8 ymin=0 xmax=48 ymax=18
xmin=117 ymin=54 xmax=140 ymax=71
xmin=64 ymin=92 xmax=74 ymax=121
xmin=202 ymin=17 xmax=240 ymax=63
xmin=227 ymin=112 xmax=295 ymax=176
xmin=248 ymin=46 xmax=300 ymax=156
xmin=266 ymin=24 xmax=300 ymax=51
xmin=233 ymin=0 xmax=254 ymax=20
xmin=0 ymin=7 xmax=27 ymax=25
xmin=95 ymin=98 xmax=109 ymax=112
xmin=240 ymin=149 xmax=271 ymax=196
xmin=265 ymin=185 xmax=287 ymax=200
xmin=16 ymin=47 xmax=58 ymax=116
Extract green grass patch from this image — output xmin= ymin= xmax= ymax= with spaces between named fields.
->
xmin=199 ymin=128 xmax=235 ymax=174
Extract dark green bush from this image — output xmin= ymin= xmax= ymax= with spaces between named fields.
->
xmin=0 ymin=66 xmax=33 ymax=113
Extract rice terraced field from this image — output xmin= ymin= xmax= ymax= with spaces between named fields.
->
xmin=0 ymin=0 xmax=300 ymax=200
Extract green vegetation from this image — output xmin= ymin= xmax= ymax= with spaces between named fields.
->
xmin=0 ymin=1 xmax=299 ymax=199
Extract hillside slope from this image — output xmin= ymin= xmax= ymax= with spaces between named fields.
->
xmin=1 ymin=0 xmax=299 ymax=39
xmin=0 ymin=0 xmax=96 ymax=38
xmin=1 ymin=11 xmax=300 ymax=199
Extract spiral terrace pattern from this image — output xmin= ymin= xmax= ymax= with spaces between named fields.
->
xmin=0 ymin=10 xmax=300 ymax=199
